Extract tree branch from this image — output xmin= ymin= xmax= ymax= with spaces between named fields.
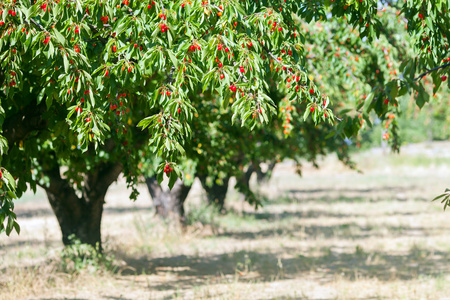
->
xmin=414 ymin=62 xmax=450 ymax=81
xmin=29 ymin=18 xmax=47 ymax=33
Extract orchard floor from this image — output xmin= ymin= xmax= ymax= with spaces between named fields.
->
xmin=1 ymin=142 xmax=450 ymax=299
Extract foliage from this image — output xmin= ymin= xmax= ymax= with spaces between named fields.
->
xmin=433 ymin=188 xmax=450 ymax=211
xmin=1 ymin=0 xmax=450 ymax=235
xmin=185 ymin=201 xmax=219 ymax=227
xmin=60 ymin=234 xmax=117 ymax=274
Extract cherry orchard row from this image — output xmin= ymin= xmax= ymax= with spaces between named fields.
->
xmin=1 ymin=0 xmax=450 ymax=236
xmin=0 ymin=0 xmax=332 ymax=235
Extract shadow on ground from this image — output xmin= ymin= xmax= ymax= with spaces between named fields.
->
xmin=119 ymin=246 xmax=450 ymax=292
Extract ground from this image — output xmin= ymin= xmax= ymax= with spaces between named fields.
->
xmin=1 ymin=142 xmax=450 ymax=299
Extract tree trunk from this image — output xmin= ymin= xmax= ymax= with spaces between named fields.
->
xmin=145 ymin=176 xmax=191 ymax=224
xmin=45 ymin=189 xmax=104 ymax=249
xmin=41 ymin=158 xmax=122 ymax=251
xmin=255 ymin=161 xmax=276 ymax=183
xmin=199 ymin=176 xmax=230 ymax=212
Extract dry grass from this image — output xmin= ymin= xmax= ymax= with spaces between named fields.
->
xmin=1 ymin=142 xmax=450 ymax=299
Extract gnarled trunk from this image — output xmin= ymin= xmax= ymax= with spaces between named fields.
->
xmin=199 ymin=176 xmax=230 ymax=212
xmin=41 ymin=159 xmax=123 ymax=251
xmin=145 ymin=176 xmax=191 ymax=224
xmin=45 ymin=189 xmax=104 ymax=249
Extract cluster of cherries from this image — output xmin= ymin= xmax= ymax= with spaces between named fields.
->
xmin=164 ymin=164 xmax=173 ymax=175
xmin=160 ymin=23 xmax=169 ymax=32
xmin=217 ymin=43 xmax=230 ymax=52
xmin=189 ymin=44 xmax=201 ymax=52
xmin=8 ymin=69 xmax=16 ymax=86
xmin=267 ymin=20 xmax=282 ymax=32
xmin=43 ymin=35 xmax=50 ymax=44
xmin=109 ymin=94 xmax=129 ymax=116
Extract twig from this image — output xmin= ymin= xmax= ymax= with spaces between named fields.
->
xmin=30 ymin=18 xmax=47 ymax=33
xmin=414 ymin=62 xmax=450 ymax=81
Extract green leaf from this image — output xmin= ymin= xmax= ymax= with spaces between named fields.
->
xmin=167 ymin=49 xmax=178 ymax=68
xmin=168 ymin=172 xmax=177 ymax=190
xmin=415 ymin=88 xmax=429 ymax=108
xmin=53 ymin=28 xmax=66 ymax=46
xmin=63 ymin=54 xmax=69 ymax=73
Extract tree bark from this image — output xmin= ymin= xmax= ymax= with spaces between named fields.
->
xmin=255 ymin=161 xmax=277 ymax=183
xmin=199 ymin=176 xmax=230 ymax=212
xmin=41 ymin=159 xmax=123 ymax=251
xmin=46 ymin=190 xmax=103 ymax=248
xmin=145 ymin=176 xmax=191 ymax=224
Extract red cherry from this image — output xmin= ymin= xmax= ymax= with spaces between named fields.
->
xmin=105 ymin=70 xmax=109 ymax=77
xmin=278 ymin=27 xmax=282 ymax=31
xmin=86 ymin=117 xmax=91 ymax=122
xmin=177 ymin=108 xmax=181 ymax=114
xmin=310 ymin=107 xmax=315 ymax=112
xmin=384 ymin=99 xmax=389 ymax=105
xmin=112 ymin=45 xmax=117 ymax=52
xmin=147 ymin=4 xmax=152 ymax=9
xmin=218 ymin=62 xmax=223 ymax=67
xmin=166 ymin=91 xmax=171 ymax=96
xmin=309 ymin=88 xmax=314 ymax=94
xmin=442 ymin=75 xmax=448 ymax=82
xmin=220 ymin=74 xmax=225 ymax=80
xmin=240 ymin=66 xmax=245 ymax=73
